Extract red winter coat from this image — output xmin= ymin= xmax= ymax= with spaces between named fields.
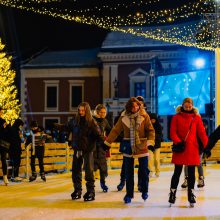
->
xmin=170 ymin=106 xmax=208 ymax=165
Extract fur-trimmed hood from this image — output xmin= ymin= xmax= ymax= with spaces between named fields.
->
xmin=175 ymin=105 xmax=199 ymax=115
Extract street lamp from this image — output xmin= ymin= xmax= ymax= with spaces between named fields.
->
xmin=113 ymin=77 xmax=119 ymax=99
xmin=150 ymin=69 xmax=154 ymax=113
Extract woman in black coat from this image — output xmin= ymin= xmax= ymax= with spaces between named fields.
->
xmin=93 ymin=104 xmax=112 ymax=192
xmin=0 ymin=107 xmax=11 ymax=185
xmin=9 ymin=119 xmax=24 ymax=181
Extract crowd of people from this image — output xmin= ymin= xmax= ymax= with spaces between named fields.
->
xmin=0 ymin=96 xmax=220 ymax=206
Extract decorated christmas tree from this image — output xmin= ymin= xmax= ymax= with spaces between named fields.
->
xmin=0 ymin=38 xmax=21 ymax=124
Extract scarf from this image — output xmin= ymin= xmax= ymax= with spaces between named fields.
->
xmin=129 ymin=112 xmax=141 ymax=154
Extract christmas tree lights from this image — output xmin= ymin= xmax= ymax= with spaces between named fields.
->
xmin=0 ymin=39 xmax=21 ymax=124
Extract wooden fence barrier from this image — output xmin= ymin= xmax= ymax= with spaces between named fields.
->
xmin=1 ymin=141 xmax=220 ymax=176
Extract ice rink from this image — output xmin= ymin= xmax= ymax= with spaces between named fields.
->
xmin=1 ymin=164 xmax=220 ymax=220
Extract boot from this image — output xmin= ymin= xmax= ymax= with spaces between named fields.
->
xmin=181 ymin=176 xmax=188 ymax=188
xmin=3 ymin=175 xmax=9 ymax=186
xmin=197 ymin=176 xmax=205 ymax=188
xmin=188 ymin=189 xmax=196 ymax=207
xmin=117 ymin=180 xmax=125 ymax=191
xmin=40 ymin=172 xmax=46 ymax=182
xmin=142 ymin=192 xmax=148 ymax=201
xmin=168 ymin=189 xmax=176 ymax=205
xmin=123 ymin=195 xmax=132 ymax=204
xmin=71 ymin=190 xmax=82 ymax=200
xmin=29 ymin=172 xmax=37 ymax=182
xmin=100 ymin=180 xmax=108 ymax=192
xmin=83 ymin=191 xmax=95 ymax=201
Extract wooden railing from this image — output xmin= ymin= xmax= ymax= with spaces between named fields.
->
xmin=1 ymin=141 xmax=220 ymax=176
xmin=0 ymin=143 xmax=73 ymax=177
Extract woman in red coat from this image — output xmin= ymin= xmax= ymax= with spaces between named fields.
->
xmin=169 ymin=97 xmax=208 ymax=207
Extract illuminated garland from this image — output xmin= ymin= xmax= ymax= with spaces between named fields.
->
xmin=0 ymin=38 xmax=21 ymax=124
xmin=0 ymin=0 xmax=219 ymax=50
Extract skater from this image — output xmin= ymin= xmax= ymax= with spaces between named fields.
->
xmin=168 ymin=98 xmax=208 ymax=207
xmin=9 ymin=119 xmax=24 ymax=182
xmin=0 ymin=107 xmax=11 ymax=186
xmin=148 ymin=113 xmax=163 ymax=178
xmin=116 ymin=96 xmax=150 ymax=192
xmin=68 ymin=102 xmax=104 ymax=202
xmin=93 ymin=104 xmax=112 ymax=192
xmin=25 ymin=121 xmax=47 ymax=182
xmin=203 ymin=125 xmax=220 ymax=158
xmin=104 ymin=97 xmax=155 ymax=204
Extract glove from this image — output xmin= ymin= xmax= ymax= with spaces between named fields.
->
xmin=102 ymin=143 xmax=111 ymax=151
xmin=203 ymin=148 xmax=211 ymax=158
xmin=68 ymin=140 xmax=72 ymax=147
xmin=148 ymin=145 xmax=154 ymax=152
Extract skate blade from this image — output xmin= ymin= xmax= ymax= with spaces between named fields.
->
xmin=84 ymin=197 xmax=95 ymax=202
xmin=189 ymin=203 xmax=194 ymax=208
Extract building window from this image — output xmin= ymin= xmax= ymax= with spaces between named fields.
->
xmin=129 ymin=68 xmax=149 ymax=99
xmin=43 ymin=117 xmax=60 ymax=131
xmin=69 ymin=80 xmax=84 ymax=111
xmin=134 ymin=82 xmax=146 ymax=98
xmin=44 ymin=80 xmax=59 ymax=111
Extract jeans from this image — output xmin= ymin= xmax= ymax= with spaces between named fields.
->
xmin=124 ymin=156 xmax=149 ymax=198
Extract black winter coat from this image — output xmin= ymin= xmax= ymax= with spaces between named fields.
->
xmin=206 ymin=125 xmax=220 ymax=151
xmin=68 ymin=117 xmax=104 ymax=153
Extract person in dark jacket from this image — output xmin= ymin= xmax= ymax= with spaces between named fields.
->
xmin=25 ymin=121 xmax=47 ymax=182
xmin=148 ymin=113 xmax=163 ymax=178
xmin=0 ymin=107 xmax=11 ymax=185
xmin=203 ymin=125 xmax=220 ymax=158
xmin=9 ymin=118 xmax=24 ymax=182
xmin=93 ymin=104 xmax=112 ymax=192
xmin=168 ymin=98 xmax=208 ymax=207
xmin=68 ymin=102 xmax=104 ymax=202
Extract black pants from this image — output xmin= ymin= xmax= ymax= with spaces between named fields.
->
xmin=10 ymin=150 xmax=22 ymax=178
xmin=72 ymin=151 xmax=95 ymax=193
xmin=94 ymin=147 xmax=108 ymax=182
xmin=170 ymin=164 xmax=195 ymax=189
xmin=0 ymin=148 xmax=7 ymax=175
xmin=30 ymin=146 xmax=45 ymax=174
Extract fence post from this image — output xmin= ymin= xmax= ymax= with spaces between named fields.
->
xmin=25 ymin=144 xmax=31 ymax=179
xmin=66 ymin=143 xmax=70 ymax=172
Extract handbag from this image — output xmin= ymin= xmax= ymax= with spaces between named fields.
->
xmin=0 ymin=139 xmax=10 ymax=151
xmin=119 ymin=140 xmax=132 ymax=155
xmin=172 ymin=116 xmax=195 ymax=153
xmin=172 ymin=141 xmax=185 ymax=153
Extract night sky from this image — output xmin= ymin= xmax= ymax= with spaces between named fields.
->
xmin=0 ymin=0 xmax=200 ymax=60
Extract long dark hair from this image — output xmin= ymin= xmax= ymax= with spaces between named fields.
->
xmin=125 ymin=97 xmax=141 ymax=115
xmin=75 ymin=102 xmax=94 ymax=126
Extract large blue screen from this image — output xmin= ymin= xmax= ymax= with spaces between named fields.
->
xmin=157 ymin=70 xmax=210 ymax=115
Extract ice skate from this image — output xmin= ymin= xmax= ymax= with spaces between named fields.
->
xmin=29 ymin=172 xmax=37 ymax=182
xmin=3 ymin=175 xmax=9 ymax=186
xmin=168 ymin=189 xmax=176 ymax=207
xmin=181 ymin=177 xmax=188 ymax=188
xmin=197 ymin=176 xmax=205 ymax=188
xmin=117 ymin=180 xmax=125 ymax=191
xmin=83 ymin=191 xmax=95 ymax=201
xmin=188 ymin=189 xmax=196 ymax=208
xmin=123 ymin=195 xmax=132 ymax=204
xmin=40 ymin=172 xmax=46 ymax=182
xmin=142 ymin=192 xmax=148 ymax=201
xmin=100 ymin=180 xmax=108 ymax=192
xmin=71 ymin=190 xmax=82 ymax=200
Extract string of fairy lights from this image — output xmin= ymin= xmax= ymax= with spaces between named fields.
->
xmin=0 ymin=0 xmax=219 ymax=50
